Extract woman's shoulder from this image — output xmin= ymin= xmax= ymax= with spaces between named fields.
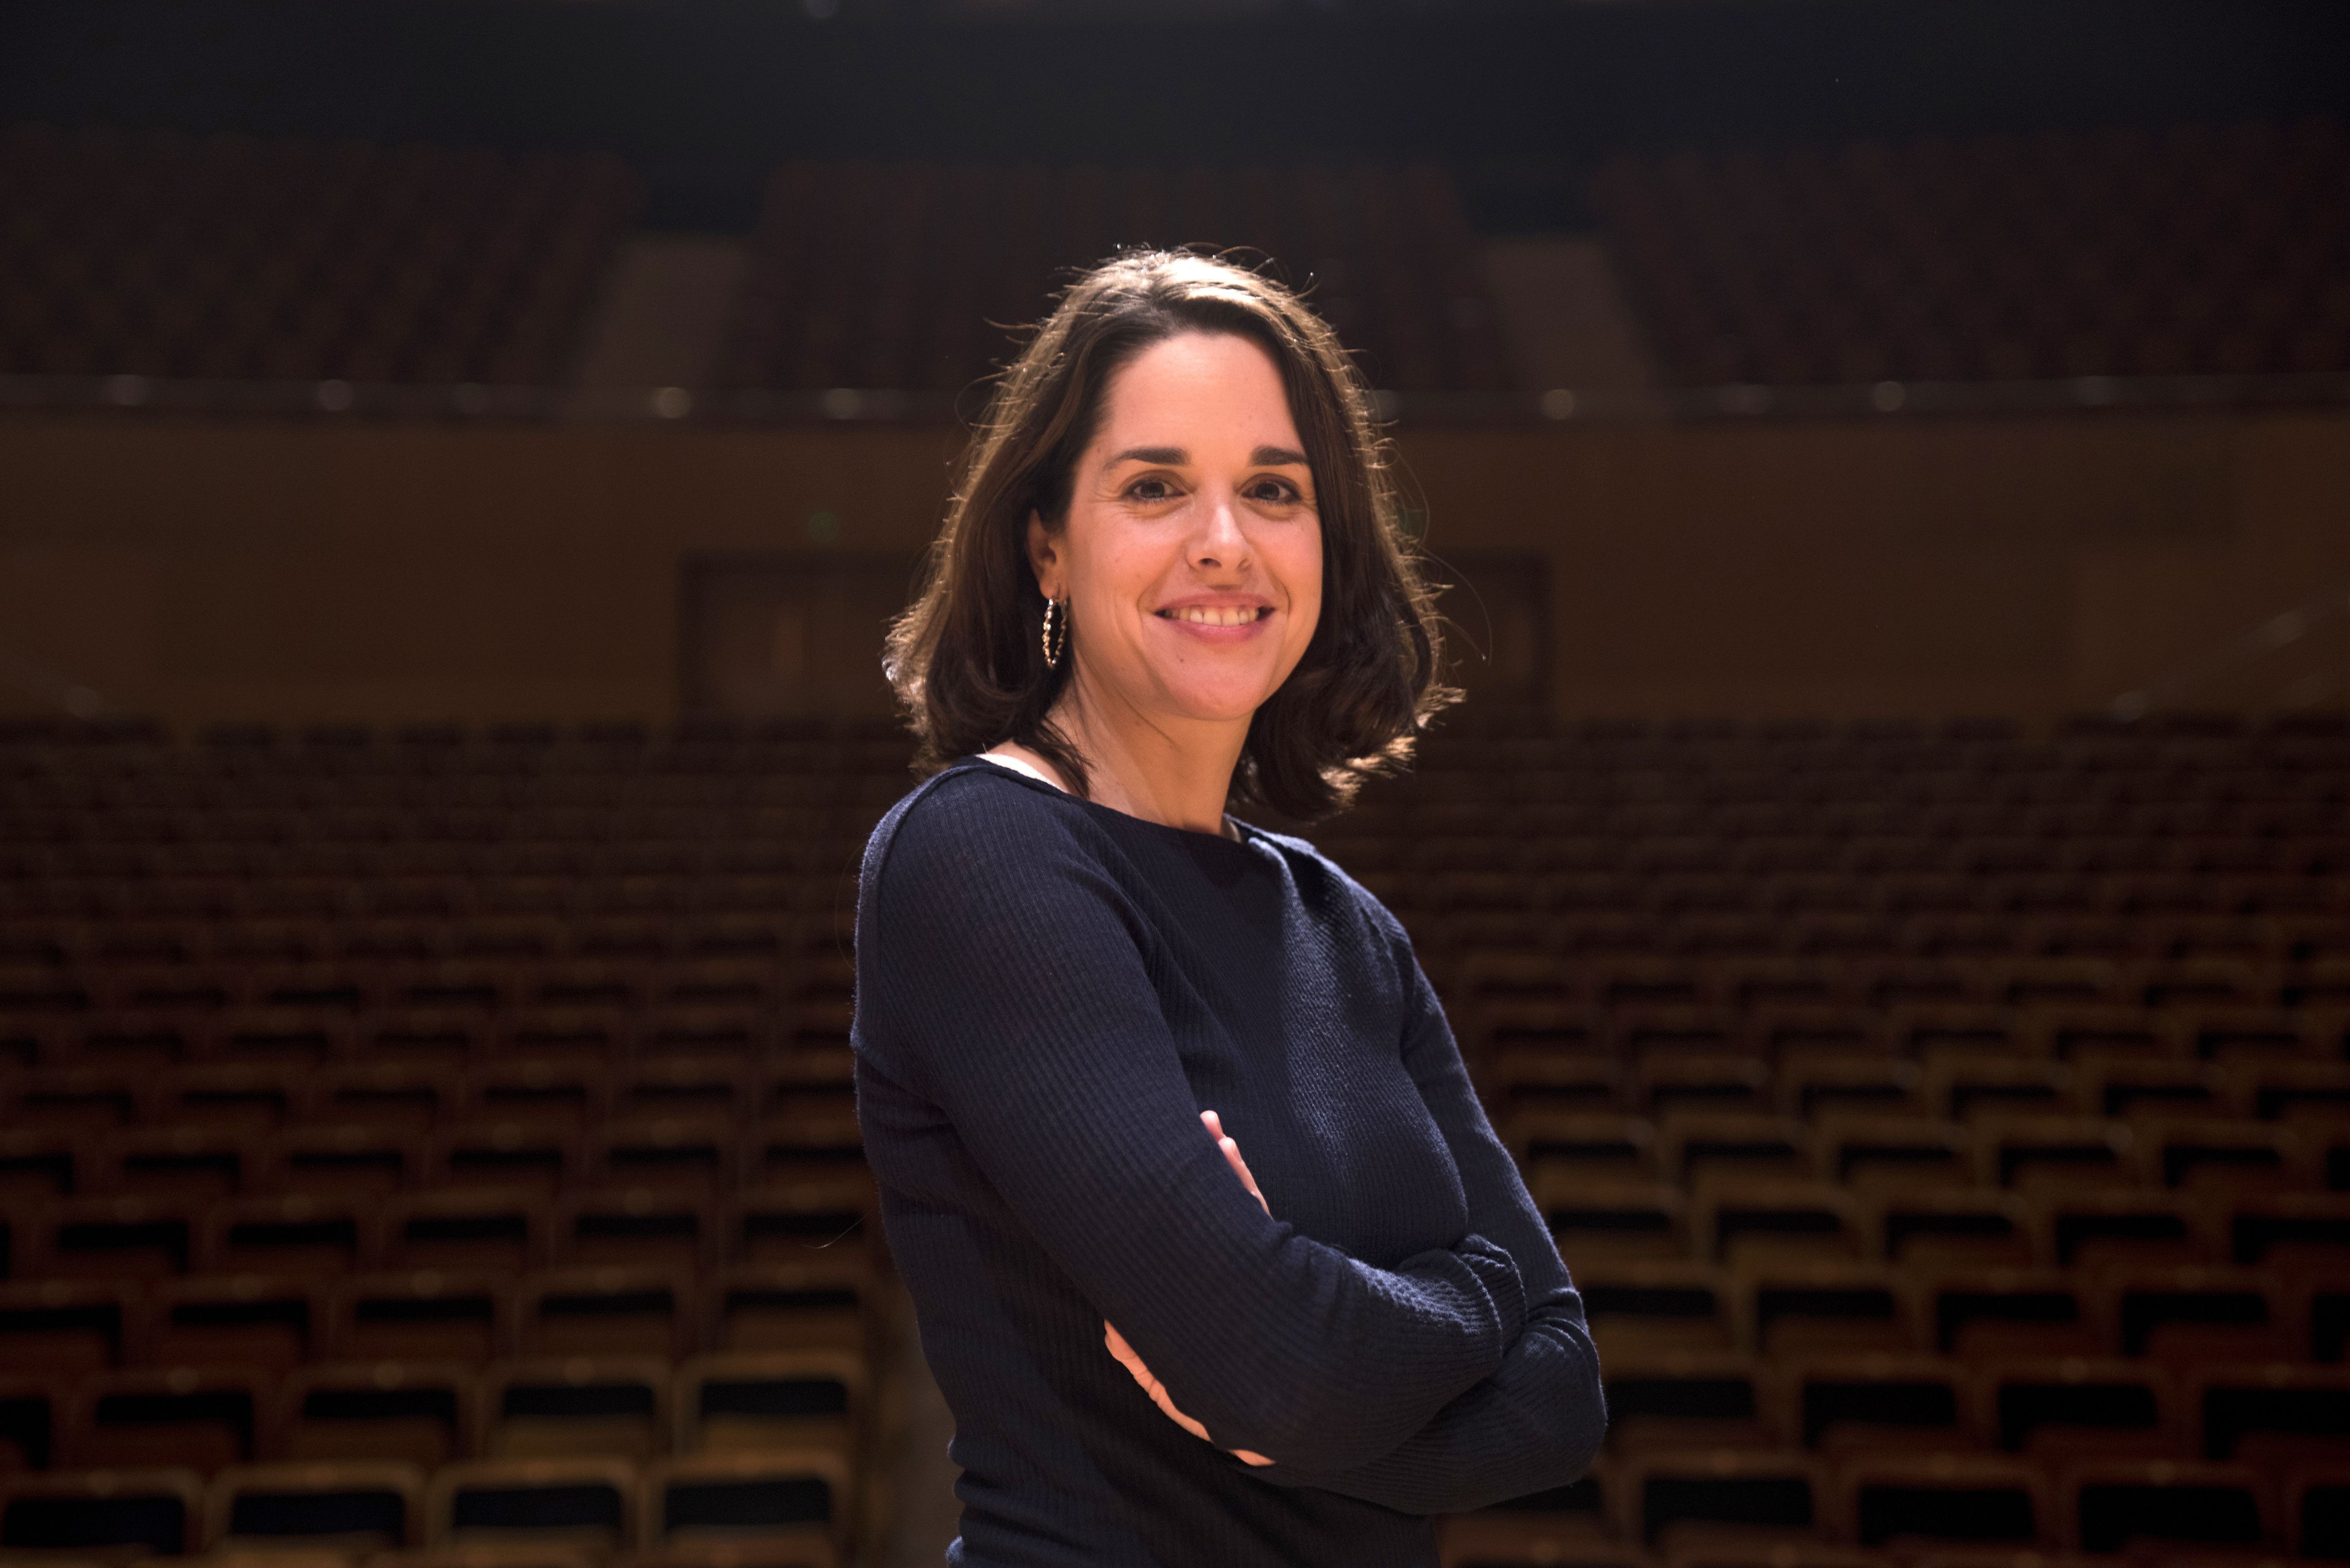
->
xmin=860 ymin=756 xmax=1092 ymax=892
xmin=1239 ymin=824 xmax=1411 ymax=944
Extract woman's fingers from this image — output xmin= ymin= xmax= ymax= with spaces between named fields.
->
xmin=1104 ymin=1320 xmax=1272 ymax=1466
xmin=1102 ymin=1119 xmax=1275 ymax=1468
xmin=1105 ymin=1322 xmax=1210 ymax=1441
xmin=1200 ymin=1109 xmax=1270 ymax=1214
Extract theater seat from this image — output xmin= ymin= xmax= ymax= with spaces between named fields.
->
xmin=2188 ymin=1362 xmax=2350 ymax=1466
xmin=1492 ymin=1057 xmax=1626 ymax=1127
xmin=0 ymin=1132 xmax=75 ymax=1220
xmin=0 ymin=1466 xmax=203 ymax=1555
xmin=1917 ymin=1270 xmax=2101 ymax=1361
xmin=281 ymin=1362 xmax=477 ymax=1469
xmin=0 ymin=1281 xmax=136 ymax=1380
xmin=1777 ymin=1053 xmax=1917 ymax=1126
xmin=202 ymin=1195 xmax=376 ymax=1276
xmin=675 ymin=1351 xmax=864 ymax=1462
xmin=555 ymin=1187 xmax=717 ymax=1272
xmin=519 ymin=1268 xmax=694 ymax=1359
xmin=1780 ymin=1355 xmax=1971 ymax=1457
xmin=1832 ymin=1454 xmax=2052 ymax=1550
xmin=473 ymin=1358 xmax=664 ymax=1464
xmin=66 ymin=1366 xmax=270 ymax=1473
xmin=1576 ymin=1262 xmax=1736 ymax=1355
xmin=1817 ymin=1117 xmax=1971 ymax=1198
xmin=330 ymin=1272 xmax=517 ymax=1365
xmin=0 ymin=1376 xmax=63 ymax=1473
xmin=149 ymin=1275 xmax=324 ymax=1375
xmin=2061 ymin=1458 xmax=2271 ymax=1555
xmin=1663 ymin=1543 xmax=1888 ymax=1568
xmin=1698 ymin=1183 xmax=1864 ymax=1268
xmin=269 ymin=1124 xmax=430 ymax=1198
xmin=1443 ymin=1465 xmax=1616 ymax=1555
xmin=1601 ymin=1352 xmax=1769 ymax=1455
xmin=1868 ymin=1188 xmax=2038 ymax=1271
xmin=707 ymin=1265 xmax=869 ymax=1358
xmin=1516 ymin=1114 xmax=1657 ymax=1185
xmin=35 ymin=1196 xmax=197 ymax=1281
xmin=1738 ymin=1264 xmax=1914 ymax=1357
xmin=2033 ymin=1188 xmax=2216 ymax=1271
xmin=1624 ymin=1449 xmax=1821 ymax=1553
xmin=730 ymin=1180 xmax=874 ymax=1270
xmin=631 ymin=1540 xmax=839 ymax=1568
xmin=2289 ymin=1462 xmax=2350 ymax=1561
xmin=203 ymin=1460 xmax=425 ymax=1552
xmin=2096 ymin=1266 xmax=2293 ymax=1363
xmin=1546 ymin=1180 xmax=1690 ymax=1268
xmin=1439 ymin=1517 xmax=1639 ymax=1568
xmin=426 ymin=1457 xmax=635 ymax=1553
xmin=638 ymin=1451 xmax=851 ymax=1562
xmin=2230 ymin=1193 xmax=2350 ymax=1270
xmin=383 ymin=1191 xmax=549 ymax=1274
xmin=1979 ymin=1357 xmax=2177 ymax=1462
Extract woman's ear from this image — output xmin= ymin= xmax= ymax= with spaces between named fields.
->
xmin=1025 ymin=510 xmax=1064 ymax=601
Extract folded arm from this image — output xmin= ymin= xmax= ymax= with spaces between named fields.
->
xmin=1249 ymin=912 xmax=1607 ymax=1512
xmin=859 ymin=776 xmax=1527 ymax=1471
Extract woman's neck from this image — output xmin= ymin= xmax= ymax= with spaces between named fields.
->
xmin=994 ymin=674 xmax=1247 ymax=840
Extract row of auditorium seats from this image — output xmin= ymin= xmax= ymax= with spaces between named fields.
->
xmin=1370 ymin=718 xmax=2347 ymax=1561
xmin=3 ymin=709 xmax=2345 ymax=1564
xmin=1518 ymin=1109 xmax=2340 ymax=1198
xmin=0 ymin=1347 xmax=863 ymax=1467
xmin=0 ymin=126 xmax=637 ymax=386
xmin=1490 ymin=1033 xmax=2348 ymax=1104
xmin=717 ymin=160 xmax=1511 ymax=394
xmin=0 ymin=1054 xmax=847 ymax=1126
xmin=0 ymin=1260 xmax=867 ymax=1368
xmin=1566 ymin=1257 xmax=2339 ymax=1361
xmin=0 ymin=1179 xmax=874 ymax=1270
xmin=1592 ymin=116 xmax=2350 ymax=386
xmin=1445 ymin=1451 xmax=2350 ymax=1561
xmin=0 ymin=1455 xmax=844 ymax=1563
xmin=0 ymin=130 xmax=1506 ymax=398
xmin=1589 ymin=1350 xmax=2350 ymax=1460
xmin=28 ymin=114 xmax=2345 ymax=407
xmin=0 ymin=723 xmax=902 ymax=1560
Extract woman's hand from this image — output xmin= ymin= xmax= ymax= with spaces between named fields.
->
xmin=1103 ymin=1109 xmax=1274 ymax=1467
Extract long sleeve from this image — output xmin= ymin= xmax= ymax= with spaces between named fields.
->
xmin=1251 ymin=916 xmax=1607 ymax=1513
xmin=857 ymin=773 xmax=1528 ymax=1473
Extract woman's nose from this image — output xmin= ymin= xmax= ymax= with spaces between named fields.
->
xmin=1189 ymin=493 xmax=1251 ymax=570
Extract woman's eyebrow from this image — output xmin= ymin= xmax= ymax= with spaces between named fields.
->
xmin=1251 ymin=444 xmax=1309 ymax=468
xmin=1102 ymin=444 xmax=1310 ymax=468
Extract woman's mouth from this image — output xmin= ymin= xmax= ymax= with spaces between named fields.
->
xmin=1157 ymin=606 xmax=1273 ymax=626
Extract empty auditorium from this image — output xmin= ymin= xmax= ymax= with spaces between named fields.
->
xmin=2 ymin=1 xmax=2348 ymax=1565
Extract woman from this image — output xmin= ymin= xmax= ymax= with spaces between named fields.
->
xmin=853 ymin=251 xmax=1604 ymax=1567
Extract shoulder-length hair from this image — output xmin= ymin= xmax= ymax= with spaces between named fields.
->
xmin=883 ymin=249 xmax=1456 ymax=822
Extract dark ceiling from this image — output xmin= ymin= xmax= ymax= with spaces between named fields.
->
xmin=6 ymin=0 xmax=2346 ymax=229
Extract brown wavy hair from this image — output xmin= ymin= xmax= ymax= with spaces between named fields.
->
xmin=883 ymin=250 xmax=1456 ymax=822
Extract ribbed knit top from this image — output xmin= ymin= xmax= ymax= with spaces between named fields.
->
xmin=850 ymin=757 xmax=1606 ymax=1567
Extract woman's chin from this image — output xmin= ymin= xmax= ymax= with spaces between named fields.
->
xmin=1153 ymin=683 xmax=1283 ymax=726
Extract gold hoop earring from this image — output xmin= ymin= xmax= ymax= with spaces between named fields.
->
xmin=1041 ymin=598 xmax=1067 ymax=670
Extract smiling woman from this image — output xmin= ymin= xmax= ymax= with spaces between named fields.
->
xmin=856 ymin=253 xmax=1606 ymax=1567
xmin=884 ymin=249 xmax=1449 ymax=824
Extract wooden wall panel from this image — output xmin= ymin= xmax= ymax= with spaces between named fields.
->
xmin=1 ymin=409 xmax=2344 ymax=728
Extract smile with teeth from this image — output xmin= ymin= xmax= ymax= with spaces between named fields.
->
xmin=1161 ymin=606 xmax=1271 ymax=626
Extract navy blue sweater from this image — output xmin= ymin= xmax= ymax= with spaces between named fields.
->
xmin=851 ymin=758 xmax=1605 ymax=1566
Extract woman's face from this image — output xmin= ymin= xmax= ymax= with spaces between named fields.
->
xmin=1028 ymin=331 xmax=1324 ymax=729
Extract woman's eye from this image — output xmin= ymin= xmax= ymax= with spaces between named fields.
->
xmin=1127 ymin=477 xmax=1177 ymax=503
xmin=1247 ymin=478 xmax=1301 ymax=504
